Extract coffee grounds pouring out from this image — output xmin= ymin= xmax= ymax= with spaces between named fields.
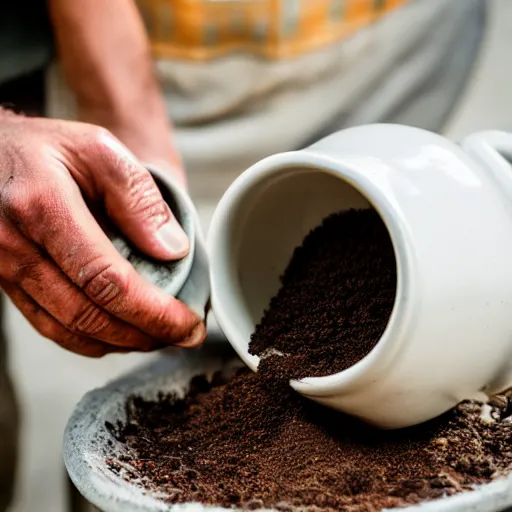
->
xmin=249 ymin=209 xmax=397 ymax=380
xmin=107 ymin=209 xmax=512 ymax=511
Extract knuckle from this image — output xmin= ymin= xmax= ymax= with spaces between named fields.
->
xmin=155 ymin=305 xmax=193 ymax=341
xmin=126 ymin=167 xmax=156 ymax=193
xmin=88 ymin=125 xmax=114 ymax=146
xmin=11 ymin=255 xmax=43 ymax=283
xmin=36 ymin=317 xmax=65 ymax=342
xmin=0 ymin=145 xmax=22 ymax=214
xmin=130 ymin=190 xmax=169 ymax=226
xmin=0 ymin=225 xmax=23 ymax=267
xmin=3 ymin=183 xmax=50 ymax=228
xmin=56 ymin=332 xmax=108 ymax=358
xmin=81 ymin=126 xmax=117 ymax=162
xmin=124 ymin=170 xmax=170 ymax=227
xmin=87 ymin=127 xmax=138 ymax=179
xmin=3 ymin=186 xmax=32 ymax=220
xmin=126 ymin=167 xmax=157 ymax=199
xmin=0 ymin=178 xmax=15 ymax=219
xmin=79 ymin=261 xmax=129 ymax=311
xmin=68 ymin=302 xmax=110 ymax=336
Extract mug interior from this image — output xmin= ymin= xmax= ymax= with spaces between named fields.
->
xmin=211 ymin=165 xmax=398 ymax=373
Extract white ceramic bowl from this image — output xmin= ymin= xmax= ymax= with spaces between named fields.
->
xmin=64 ymin=346 xmax=512 ymax=512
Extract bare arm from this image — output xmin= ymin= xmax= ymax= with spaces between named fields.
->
xmin=0 ymin=110 xmax=205 ymax=356
xmin=48 ymin=0 xmax=185 ymax=184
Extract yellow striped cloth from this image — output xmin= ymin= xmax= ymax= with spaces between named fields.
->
xmin=137 ymin=0 xmax=409 ymax=60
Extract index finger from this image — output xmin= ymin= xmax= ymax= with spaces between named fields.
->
xmin=13 ymin=175 xmax=204 ymax=346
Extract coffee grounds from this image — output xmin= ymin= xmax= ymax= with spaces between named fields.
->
xmin=249 ymin=209 xmax=397 ymax=380
xmin=107 ymin=368 xmax=512 ymax=511
xmin=105 ymin=210 xmax=512 ymax=510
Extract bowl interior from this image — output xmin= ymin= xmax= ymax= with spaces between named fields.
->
xmin=64 ymin=347 xmax=512 ymax=512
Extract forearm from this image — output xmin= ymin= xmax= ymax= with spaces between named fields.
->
xmin=48 ymin=0 xmax=184 ymax=182
xmin=48 ymin=0 xmax=158 ymax=118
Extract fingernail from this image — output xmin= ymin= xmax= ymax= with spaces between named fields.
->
xmin=156 ymin=217 xmax=189 ymax=258
xmin=175 ymin=323 xmax=206 ymax=348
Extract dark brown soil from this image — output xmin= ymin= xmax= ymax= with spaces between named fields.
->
xmin=105 ymin=209 xmax=512 ymax=510
xmin=107 ymin=369 xmax=512 ymax=511
xmin=249 ymin=209 xmax=397 ymax=380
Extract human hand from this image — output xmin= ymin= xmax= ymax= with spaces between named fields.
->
xmin=0 ymin=111 xmax=206 ymax=357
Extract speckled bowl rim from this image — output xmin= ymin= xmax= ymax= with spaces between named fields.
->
xmin=64 ymin=346 xmax=512 ymax=512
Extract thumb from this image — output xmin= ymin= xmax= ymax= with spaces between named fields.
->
xmin=93 ymin=134 xmax=190 ymax=261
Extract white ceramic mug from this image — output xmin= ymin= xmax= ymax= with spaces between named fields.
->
xmin=208 ymin=124 xmax=512 ymax=428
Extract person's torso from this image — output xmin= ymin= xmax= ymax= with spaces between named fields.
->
xmin=46 ymin=0 xmax=486 ymax=205
xmin=137 ymin=0 xmax=410 ymax=61
xmin=137 ymin=0 xmax=485 ymax=198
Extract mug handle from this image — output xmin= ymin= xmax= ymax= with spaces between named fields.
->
xmin=461 ymin=132 xmax=512 ymax=395
xmin=461 ymin=131 xmax=512 ymax=193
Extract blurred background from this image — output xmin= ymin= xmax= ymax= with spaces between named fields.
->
xmin=1 ymin=0 xmax=512 ymax=511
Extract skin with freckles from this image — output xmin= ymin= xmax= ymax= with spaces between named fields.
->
xmin=0 ymin=111 xmax=206 ymax=357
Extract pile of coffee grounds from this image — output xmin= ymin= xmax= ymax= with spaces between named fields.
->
xmin=107 ymin=368 xmax=512 ymax=511
xmin=105 ymin=210 xmax=511 ymax=510
xmin=249 ymin=209 xmax=397 ymax=380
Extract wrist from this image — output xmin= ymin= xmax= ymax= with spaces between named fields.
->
xmin=74 ymin=62 xmax=164 ymax=124
xmin=76 ymin=93 xmax=159 ymax=132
